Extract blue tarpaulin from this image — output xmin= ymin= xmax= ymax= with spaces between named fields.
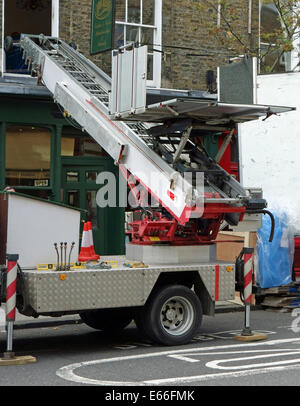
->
xmin=257 ymin=212 xmax=294 ymax=288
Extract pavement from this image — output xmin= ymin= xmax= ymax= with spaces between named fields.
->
xmin=0 ymin=296 xmax=248 ymax=330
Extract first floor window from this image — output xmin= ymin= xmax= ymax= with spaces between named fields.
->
xmin=114 ymin=0 xmax=161 ymax=87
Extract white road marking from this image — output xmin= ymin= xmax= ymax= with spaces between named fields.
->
xmin=277 ymin=325 xmax=300 ymax=332
xmin=205 ymin=329 xmax=276 ymax=339
xmin=206 ymin=351 xmax=300 ymax=370
xmin=56 ymin=337 xmax=300 ymax=385
xmin=168 ymin=348 xmax=300 ymax=363
xmin=143 ymin=364 xmax=300 ymax=385
xmin=169 ymin=354 xmax=200 ymax=363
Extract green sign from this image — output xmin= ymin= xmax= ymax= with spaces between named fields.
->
xmin=91 ymin=0 xmax=115 ymax=54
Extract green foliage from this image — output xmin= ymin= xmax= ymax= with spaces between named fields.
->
xmin=196 ymin=0 xmax=300 ymax=73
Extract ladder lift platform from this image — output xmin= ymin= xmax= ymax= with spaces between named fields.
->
xmin=110 ymin=96 xmax=291 ymax=124
xmin=20 ymin=35 xmax=295 ymax=226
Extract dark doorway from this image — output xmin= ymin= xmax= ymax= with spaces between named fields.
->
xmin=4 ymin=0 xmax=52 ymax=38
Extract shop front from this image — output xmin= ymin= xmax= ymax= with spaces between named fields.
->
xmin=0 ymin=84 xmax=125 ymax=255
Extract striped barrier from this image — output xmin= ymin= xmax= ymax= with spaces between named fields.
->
xmin=235 ymin=247 xmax=267 ymax=342
xmin=4 ymin=254 xmax=19 ymax=358
xmin=0 ymin=254 xmax=37 ymax=365
xmin=241 ymin=248 xmax=254 ymax=336
xmin=243 ymin=250 xmax=254 ymax=305
xmin=6 ymin=254 xmax=18 ymax=322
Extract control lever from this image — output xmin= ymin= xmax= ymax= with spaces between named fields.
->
xmin=54 ymin=243 xmax=60 ymax=271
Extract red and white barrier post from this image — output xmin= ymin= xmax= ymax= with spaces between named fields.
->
xmin=242 ymin=248 xmax=254 ymax=336
xmin=4 ymin=254 xmax=18 ymax=359
xmin=235 ymin=247 xmax=267 ymax=342
xmin=0 ymin=254 xmax=36 ymax=365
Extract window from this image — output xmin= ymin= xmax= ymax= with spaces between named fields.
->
xmin=114 ymin=0 xmax=162 ymax=87
xmin=61 ymin=127 xmax=108 ymax=157
xmin=5 ymin=125 xmax=51 ymax=187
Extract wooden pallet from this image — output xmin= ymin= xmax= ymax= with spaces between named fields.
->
xmin=260 ymin=282 xmax=300 ymax=311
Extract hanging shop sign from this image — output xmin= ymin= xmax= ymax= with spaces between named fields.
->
xmin=91 ymin=0 xmax=115 ymax=54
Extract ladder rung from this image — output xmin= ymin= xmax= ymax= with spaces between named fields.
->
xmin=90 ymin=90 xmax=106 ymax=94
xmin=66 ymin=70 xmax=84 ymax=74
xmin=79 ymin=82 xmax=99 ymax=86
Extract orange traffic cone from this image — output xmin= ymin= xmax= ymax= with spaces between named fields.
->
xmin=87 ymin=221 xmax=100 ymax=260
xmin=78 ymin=222 xmax=100 ymax=262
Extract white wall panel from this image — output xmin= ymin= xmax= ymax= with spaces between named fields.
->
xmin=239 ymin=72 xmax=300 ymax=229
xmin=6 ymin=194 xmax=80 ymax=269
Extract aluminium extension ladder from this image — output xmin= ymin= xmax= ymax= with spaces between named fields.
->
xmin=20 ymin=35 xmax=277 ymax=224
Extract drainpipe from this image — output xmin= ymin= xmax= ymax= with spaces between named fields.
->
xmin=248 ymin=0 xmax=252 ymax=35
xmin=248 ymin=0 xmax=253 ymax=55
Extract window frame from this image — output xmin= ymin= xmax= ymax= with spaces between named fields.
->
xmin=115 ymin=0 xmax=162 ymax=87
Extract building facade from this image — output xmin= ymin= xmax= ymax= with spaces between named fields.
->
xmin=0 ymin=0 xmax=262 ymax=89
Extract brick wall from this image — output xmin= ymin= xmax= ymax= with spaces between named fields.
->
xmin=58 ymin=0 xmax=259 ymax=91
xmin=161 ymin=0 xmax=260 ymax=90
xmin=59 ymin=0 xmax=111 ymax=74
xmin=0 ymin=0 xmax=259 ymax=91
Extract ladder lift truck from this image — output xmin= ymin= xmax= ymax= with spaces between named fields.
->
xmin=0 ymin=35 xmax=294 ymax=346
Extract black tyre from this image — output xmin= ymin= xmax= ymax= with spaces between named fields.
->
xmin=79 ymin=308 xmax=133 ymax=332
xmin=136 ymin=285 xmax=202 ymax=346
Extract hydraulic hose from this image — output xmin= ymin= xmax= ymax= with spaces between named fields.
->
xmin=246 ymin=209 xmax=275 ymax=242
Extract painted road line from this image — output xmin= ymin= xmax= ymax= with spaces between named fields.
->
xmin=206 ymin=351 xmax=300 ymax=370
xmin=168 ymin=348 xmax=300 ymax=363
xmin=56 ymin=337 xmax=300 ymax=386
xmin=204 ymin=329 xmax=276 ymax=340
xmin=143 ymin=364 xmax=300 ymax=385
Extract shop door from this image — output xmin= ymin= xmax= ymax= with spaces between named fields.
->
xmin=61 ymin=162 xmax=120 ymax=256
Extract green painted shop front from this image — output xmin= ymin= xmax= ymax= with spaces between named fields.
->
xmin=0 ymin=93 xmax=125 ymax=256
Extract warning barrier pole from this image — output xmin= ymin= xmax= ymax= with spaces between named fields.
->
xmin=4 ymin=254 xmax=19 ymax=359
xmin=242 ymin=248 xmax=254 ymax=336
xmin=0 ymin=254 xmax=37 ymax=365
xmin=234 ymin=247 xmax=268 ymax=342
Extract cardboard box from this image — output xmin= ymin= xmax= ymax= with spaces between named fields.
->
xmin=216 ymin=232 xmax=245 ymax=262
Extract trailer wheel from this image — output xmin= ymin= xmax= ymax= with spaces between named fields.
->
xmin=79 ymin=309 xmax=133 ymax=332
xmin=137 ymin=285 xmax=202 ymax=346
